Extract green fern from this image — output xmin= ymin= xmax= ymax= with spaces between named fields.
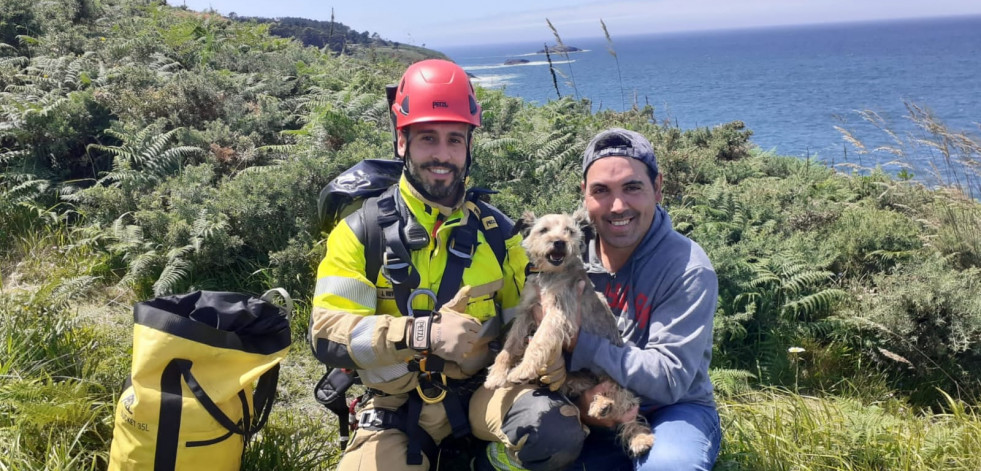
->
xmin=718 ymin=252 xmax=853 ymax=385
xmin=152 ymin=255 xmax=189 ymax=296
xmin=709 ymin=368 xmax=756 ymax=397
xmin=90 ymin=124 xmax=202 ymax=191
xmin=784 ymin=289 xmax=848 ymax=318
xmin=189 ymin=208 xmax=229 ymax=250
xmin=51 ymin=275 xmax=100 ymax=304
xmin=475 ymin=137 xmax=520 ymax=154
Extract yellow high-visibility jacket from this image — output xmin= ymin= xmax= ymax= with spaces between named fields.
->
xmin=310 ymin=176 xmax=527 ymax=394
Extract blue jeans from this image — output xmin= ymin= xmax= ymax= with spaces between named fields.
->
xmin=570 ymin=402 xmax=721 ymax=471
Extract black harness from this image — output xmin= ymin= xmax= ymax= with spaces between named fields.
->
xmin=362 ymin=186 xmax=507 ymax=315
xmin=354 ymin=185 xmax=510 ymax=467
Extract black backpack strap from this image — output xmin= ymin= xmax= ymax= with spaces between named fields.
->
xmin=471 ymin=196 xmax=513 ymax=267
xmin=155 ymin=359 xmax=184 ymax=470
xmin=442 ymin=386 xmax=472 ymax=438
xmin=348 ymin=186 xmax=418 ymax=308
xmin=466 ymin=189 xmax=512 ymax=265
xmin=360 ymin=197 xmax=384 ymax=285
xmin=405 ymin=393 xmax=427 ymax=465
xmin=376 ymin=189 xmax=421 ymax=316
xmin=249 ymin=363 xmax=280 ymax=437
xmin=174 ymin=359 xmax=247 ymax=436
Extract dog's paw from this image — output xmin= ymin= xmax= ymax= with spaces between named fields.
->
xmin=484 ymin=369 xmax=508 ymax=389
xmin=506 ymin=360 xmax=539 ymax=384
xmin=618 ymin=420 xmax=654 ymax=457
xmin=627 ymin=431 xmax=655 ymax=457
xmin=587 ymin=394 xmax=615 ymax=419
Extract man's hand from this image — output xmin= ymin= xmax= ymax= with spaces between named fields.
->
xmin=537 ymin=348 xmax=566 ymax=391
xmin=576 ymin=380 xmax=640 ymax=428
xmin=407 ymin=286 xmax=480 ymax=364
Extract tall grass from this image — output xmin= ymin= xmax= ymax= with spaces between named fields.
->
xmin=932 ymin=198 xmax=981 ymax=269
xmin=543 ymin=43 xmax=561 ymax=99
xmin=243 ymin=411 xmax=342 ymax=471
xmin=717 ymin=388 xmax=981 ymax=470
xmin=836 ymin=100 xmax=981 ymax=200
xmin=600 ymin=19 xmax=626 ymax=111
xmin=0 ymin=288 xmax=115 ymax=470
xmin=545 ymin=18 xmax=580 ymax=100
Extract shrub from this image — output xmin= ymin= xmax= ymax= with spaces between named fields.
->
xmin=1 ymin=88 xmax=114 ymax=182
xmin=929 ymin=196 xmax=981 ymax=270
xmin=0 ymin=0 xmax=40 ymax=53
xmin=656 ymin=121 xmax=756 ymax=200
xmin=853 ymin=256 xmax=981 ymax=405
xmin=822 ymin=204 xmax=922 ymax=275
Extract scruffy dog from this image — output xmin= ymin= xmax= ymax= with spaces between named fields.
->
xmin=484 ymin=212 xmax=654 ymax=457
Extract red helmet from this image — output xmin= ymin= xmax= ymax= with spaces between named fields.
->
xmin=392 ymin=59 xmax=481 ymax=130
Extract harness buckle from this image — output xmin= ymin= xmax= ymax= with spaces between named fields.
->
xmin=382 ymin=250 xmax=413 ymax=285
xmin=448 ymin=238 xmax=475 ymax=260
xmin=382 ymin=251 xmax=411 ymax=272
xmin=358 ymin=409 xmax=384 ymax=429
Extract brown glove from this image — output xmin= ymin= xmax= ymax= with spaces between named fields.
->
xmin=407 ymin=286 xmax=480 ymax=365
xmin=538 ymin=348 xmax=567 ymax=391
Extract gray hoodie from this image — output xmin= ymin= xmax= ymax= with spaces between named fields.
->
xmin=569 ymin=205 xmax=718 ymax=410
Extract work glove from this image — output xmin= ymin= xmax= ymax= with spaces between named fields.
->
xmin=456 ymin=315 xmax=502 ymax=376
xmin=538 ymin=347 xmax=567 ymax=391
xmin=407 ymin=286 xmax=480 ymax=365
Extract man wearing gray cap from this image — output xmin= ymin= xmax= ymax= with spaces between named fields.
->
xmin=472 ymin=127 xmax=720 ymax=471
xmin=567 ymin=127 xmax=721 ymax=470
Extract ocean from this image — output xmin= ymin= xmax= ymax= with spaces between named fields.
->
xmin=442 ymin=16 xmax=981 ymax=180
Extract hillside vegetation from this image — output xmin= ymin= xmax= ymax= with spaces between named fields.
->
xmin=2 ymin=1 xmax=981 ymax=469
xmin=228 ymin=14 xmax=448 ymax=62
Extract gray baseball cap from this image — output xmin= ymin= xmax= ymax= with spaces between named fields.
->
xmin=581 ymin=128 xmax=659 ymax=180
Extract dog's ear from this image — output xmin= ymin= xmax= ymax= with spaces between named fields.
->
xmin=513 ymin=211 xmax=536 ymax=238
xmin=572 ymin=204 xmax=595 ymax=241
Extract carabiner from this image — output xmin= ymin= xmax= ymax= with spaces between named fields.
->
xmin=406 ymin=288 xmax=437 ymax=318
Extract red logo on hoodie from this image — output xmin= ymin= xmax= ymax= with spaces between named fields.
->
xmin=604 ymin=282 xmax=653 ymax=327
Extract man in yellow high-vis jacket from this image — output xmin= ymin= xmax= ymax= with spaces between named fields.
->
xmin=310 ymin=59 xmax=588 ymax=471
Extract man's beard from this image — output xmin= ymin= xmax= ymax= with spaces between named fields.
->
xmin=406 ymin=159 xmax=465 ymax=203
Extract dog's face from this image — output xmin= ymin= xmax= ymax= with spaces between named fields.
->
xmin=520 ymin=213 xmax=584 ymax=272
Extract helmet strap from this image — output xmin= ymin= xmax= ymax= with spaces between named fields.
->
xmin=463 ymin=127 xmax=474 ymax=181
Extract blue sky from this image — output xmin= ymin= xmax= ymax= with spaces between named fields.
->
xmin=176 ymin=0 xmax=981 ymax=48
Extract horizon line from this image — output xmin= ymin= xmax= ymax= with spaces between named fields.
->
xmin=429 ymin=12 xmax=981 ymax=51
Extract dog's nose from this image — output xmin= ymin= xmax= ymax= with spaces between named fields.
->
xmin=553 ymin=240 xmax=566 ymax=250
